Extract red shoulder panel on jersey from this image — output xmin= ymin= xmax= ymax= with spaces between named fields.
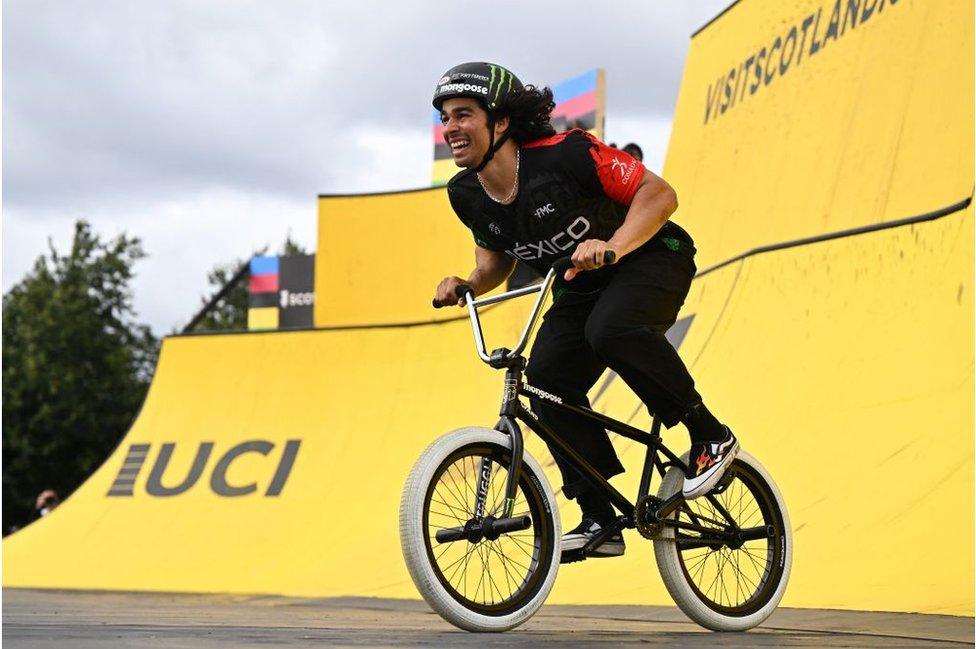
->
xmin=584 ymin=133 xmax=645 ymax=205
xmin=521 ymin=129 xmax=577 ymax=149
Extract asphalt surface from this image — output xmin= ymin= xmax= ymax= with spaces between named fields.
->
xmin=3 ymin=588 xmax=973 ymax=648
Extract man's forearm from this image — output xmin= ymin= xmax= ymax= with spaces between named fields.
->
xmin=466 ymin=251 xmax=515 ymax=296
xmin=608 ymin=179 xmax=678 ymax=258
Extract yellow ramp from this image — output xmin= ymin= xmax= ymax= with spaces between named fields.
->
xmin=666 ymin=0 xmax=973 ymax=269
xmin=2 ymin=302 xmax=535 ymax=597
xmin=4 ymin=202 xmax=971 ymax=614
xmin=315 ymin=188 xmax=475 ymax=328
xmin=579 ymin=201 xmax=973 ymax=616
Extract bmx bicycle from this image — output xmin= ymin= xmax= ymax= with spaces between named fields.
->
xmin=399 ymin=255 xmax=792 ymax=632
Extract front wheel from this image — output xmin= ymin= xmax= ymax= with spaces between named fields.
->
xmin=399 ymin=427 xmax=561 ymax=632
xmin=654 ymin=450 xmax=792 ymax=631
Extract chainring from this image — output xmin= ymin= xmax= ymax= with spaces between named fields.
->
xmin=635 ymin=495 xmax=665 ymax=540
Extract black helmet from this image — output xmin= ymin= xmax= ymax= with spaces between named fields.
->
xmin=433 ymin=62 xmax=523 ymax=112
xmin=433 ymin=62 xmax=523 ymax=173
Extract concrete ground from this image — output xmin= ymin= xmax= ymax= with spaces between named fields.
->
xmin=2 ymin=589 xmax=972 ymax=648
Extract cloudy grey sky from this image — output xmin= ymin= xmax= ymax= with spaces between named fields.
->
xmin=3 ymin=0 xmax=730 ymax=335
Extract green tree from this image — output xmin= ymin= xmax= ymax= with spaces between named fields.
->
xmin=2 ymin=221 xmax=158 ymax=532
xmin=188 ymin=259 xmax=250 ymax=331
xmin=187 ymin=233 xmax=309 ymax=332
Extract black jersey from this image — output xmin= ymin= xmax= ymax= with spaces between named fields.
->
xmin=447 ymin=129 xmax=693 ymax=293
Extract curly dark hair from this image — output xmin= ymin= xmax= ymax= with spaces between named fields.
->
xmin=495 ymin=85 xmax=556 ymax=144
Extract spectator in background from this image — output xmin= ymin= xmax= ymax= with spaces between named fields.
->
xmin=622 ymin=143 xmax=643 ymax=162
xmin=34 ymin=489 xmax=60 ymax=519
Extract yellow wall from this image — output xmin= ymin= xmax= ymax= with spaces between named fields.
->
xmin=2 ymin=303 xmax=535 ymax=599
xmin=5 ymin=206 xmax=970 ymax=614
xmin=315 ymin=188 xmax=481 ymax=327
xmin=579 ymin=204 xmax=973 ymax=615
xmin=665 ymin=0 xmax=974 ymax=270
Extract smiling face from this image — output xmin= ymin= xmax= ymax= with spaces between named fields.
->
xmin=440 ymin=97 xmax=508 ymax=168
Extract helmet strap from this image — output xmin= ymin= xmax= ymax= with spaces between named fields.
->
xmin=472 ymin=113 xmax=511 ymax=173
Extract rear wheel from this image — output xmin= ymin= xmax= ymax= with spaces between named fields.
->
xmin=399 ymin=427 xmax=560 ymax=632
xmin=654 ymin=450 xmax=792 ymax=631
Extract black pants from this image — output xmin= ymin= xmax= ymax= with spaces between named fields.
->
xmin=524 ymin=242 xmax=700 ymax=500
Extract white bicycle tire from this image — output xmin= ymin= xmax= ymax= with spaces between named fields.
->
xmin=653 ymin=450 xmax=792 ymax=631
xmin=399 ymin=427 xmax=561 ymax=632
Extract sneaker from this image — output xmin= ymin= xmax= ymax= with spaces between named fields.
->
xmin=682 ymin=427 xmax=739 ymax=500
xmin=560 ymin=518 xmax=625 ymax=557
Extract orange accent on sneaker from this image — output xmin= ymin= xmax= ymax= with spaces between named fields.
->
xmin=695 ymin=450 xmax=717 ymax=476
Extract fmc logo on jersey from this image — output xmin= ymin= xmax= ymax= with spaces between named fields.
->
xmin=534 ymin=203 xmax=555 ymax=219
xmin=106 ymin=439 xmax=301 ymax=498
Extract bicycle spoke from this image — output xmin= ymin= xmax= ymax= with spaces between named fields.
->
xmin=680 ymin=505 xmax=729 ymax=530
xmin=486 ymin=541 xmax=516 ymax=596
xmin=734 ymin=550 xmax=744 ymax=604
xmin=429 ymin=496 xmax=469 ymax=521
xmin=433 ymin=478 xmax=469 ymax=516
xmin=489 ymin=542 xmax=531 ymax=572
xmin=690 ymin=549 xmax=714 ymax=583
xmin=443 ymin=544 xmax=478 ymax=589
xmin=487 ymin=461 xmax=503 ymax=516
xmin=434 ymin=539 xmax=457 ymax=562
xmin=441 ymin=464 xmax=467 ymax=512
xmin=460 ymin=456 xmax=476 ymax=511
xmin=739 ymin=546 xmax=767 ymax=574
xmin=474 ymin=542 xmax=488 ymax=603
xmin=734 ymin=553 xmax=760 ymax=593
xmin=485 ymin=541 xmax=516 ymax=601
xmin=456 ymin=460 xmax=478 ymax=510
xmin=718 ymin=550 xmax=735 ymax=605
xmin=683 ymin=548 xmax=713 ymax=572
xmin=438 ymin=468 xmax=472 ymax=517
xmin=505 ymin=535 xmax=537 ymax=560
xmin=487 ymin=544 xmax=506 ymax=604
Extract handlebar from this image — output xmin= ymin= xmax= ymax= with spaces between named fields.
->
xmin=437 ymin=251 xmax=618 ymax=364
xmin=432 ymin=251 xmax=615 ymax=309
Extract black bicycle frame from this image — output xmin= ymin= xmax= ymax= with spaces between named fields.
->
xmin=452 ymin=260 xmax=767 ymax=545
xmin=488 ymin=363 xmax=688 ymax=525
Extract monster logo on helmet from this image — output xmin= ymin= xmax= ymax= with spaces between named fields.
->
xmin=487 ymin=64 xmax=517 ymax=110
xmin=433 ymin=62 xmax=524 ymax=173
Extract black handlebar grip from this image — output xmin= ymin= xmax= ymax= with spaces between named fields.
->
xmin=551 ymin=250 xmax=617 ymax=275
xmin=551 ymin=257 xmax=575 ymax=275
xmin=433 ymin=284 xmax=474 ymax=308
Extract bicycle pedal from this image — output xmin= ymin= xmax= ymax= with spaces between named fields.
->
xmin=560 ymin=548 xmax=587 ymax=564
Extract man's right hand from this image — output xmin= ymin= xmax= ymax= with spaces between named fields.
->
xmin=433 ymin=276 xmax=468 ymax=308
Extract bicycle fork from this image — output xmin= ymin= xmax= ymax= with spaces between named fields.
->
xmin=473 ymin=367 xmax=524 ymax=520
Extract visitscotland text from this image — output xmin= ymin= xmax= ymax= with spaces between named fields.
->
xmin=703 ymin=0 xmax=900 ymax=125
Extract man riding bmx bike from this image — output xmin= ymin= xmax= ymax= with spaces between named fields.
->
xmin=431 ymin=62 xmax=738 ymax=558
